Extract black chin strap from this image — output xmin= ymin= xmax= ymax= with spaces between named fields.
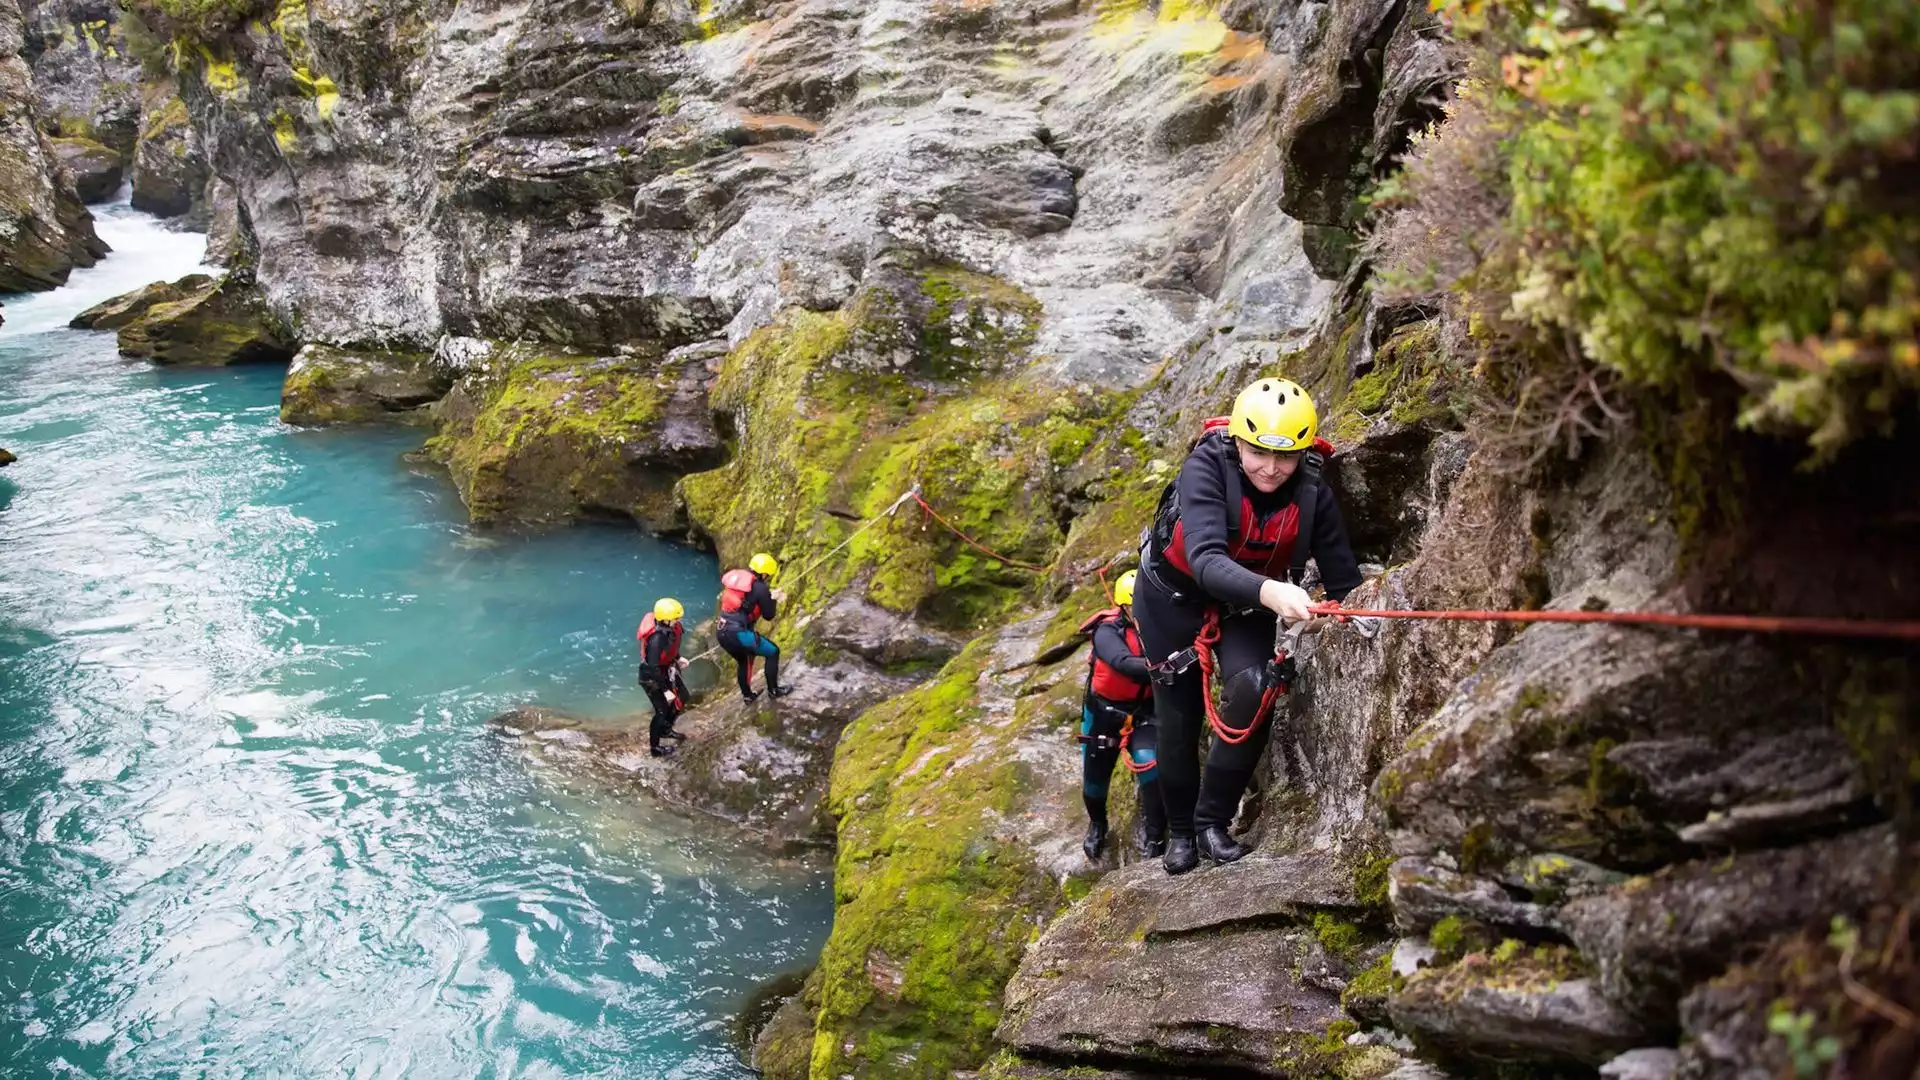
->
xmin=1287 ymin=448 xmax=1324 ymax=586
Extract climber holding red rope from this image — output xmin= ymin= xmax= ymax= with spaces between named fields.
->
xmin=1135 ymin=377 xmax=1362 ymax=876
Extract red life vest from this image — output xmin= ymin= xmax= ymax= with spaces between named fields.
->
xmin=635 ymin=613 xmax=683 ymax=668
xmin=719 ymin=568 xmax=764 ymax=621
xmin=1151 ymin=418 xmax=1335 ymax=586
xmin=1079 ymin=608 xmax=1150 ymax=704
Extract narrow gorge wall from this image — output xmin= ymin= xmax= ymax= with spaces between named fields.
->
xmin=65 ymin=0 xmax=1920 ymax=1078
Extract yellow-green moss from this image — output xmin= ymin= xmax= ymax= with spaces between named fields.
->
xmin=1340 ymin=952 xmax=1404 ymax=1014
xmin=1313 ymin=913 xmax=1365 ymax=964
xmin=917 ymin=266 xmax=1042 ymax=376
xmin=425 ymin=350 xmax=667 ymax=523
xmin=814 ymin=640 xmax=1073 ymax=1079
xmin=680 ymin=286 xmax=1128 ymax=633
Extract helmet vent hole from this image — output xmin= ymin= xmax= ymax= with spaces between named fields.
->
xmin=1244 ymin=417 xmax=1256 ymax=433
xmin=1298 ymin=425 xmax=1310 ymax=440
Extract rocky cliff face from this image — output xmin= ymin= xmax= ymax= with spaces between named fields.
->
xmin=101 ymin=0 xmax=1920 ymax=1077
xmin=1 ymin=0 xmax=105 ymax=291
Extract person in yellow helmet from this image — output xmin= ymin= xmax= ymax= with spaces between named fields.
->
xmin=1075 ymin=569 xmax=1166 ymax=862
xmin=636 ymin=597 xmax=691 ymax=756
xmin=1135 ymin=378 xmax=1361 ymax=874
xmin=716 ymin=552 xmax=791 ymax=702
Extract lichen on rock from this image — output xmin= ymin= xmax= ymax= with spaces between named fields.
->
xmin=280 ymin=343 xmax=446 ymax=425
xmin=423 ymin=339 xmax=724 ymax=530
xmin=115 ymin=271 xmax=294 ymax=366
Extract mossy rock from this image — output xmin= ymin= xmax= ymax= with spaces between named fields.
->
xmin=810 ymin=618 xmax=1085 ymax=1079
xmin=70 ymin=274 xmax=213 ymax=330
xmin=680 ymin=272 xmax=1127 ymax=634
xmin=280 ymin=344 xmax=446 ymax=425
xmin=115 ymin=273 xmax=295 ymax=366
xmin=48 ymin=136 xmax=125 ymax=203
xmin=424 ymin=343 xmax=722 ymax=530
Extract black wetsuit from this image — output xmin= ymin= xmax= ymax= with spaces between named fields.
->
xmin=717 ymin=574 xmax=782 ymax=697
xmin=1135 ymin=434 xmax=1361 ymax=840
xmin=639 ymin=624 xmax=688 ymax=748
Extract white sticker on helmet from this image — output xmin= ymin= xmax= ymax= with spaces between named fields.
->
xmin=1256 ymin=433 xmax=1295 ymax=449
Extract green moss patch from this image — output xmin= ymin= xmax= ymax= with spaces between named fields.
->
xmin=814 ymin=639 xmax=1074 ymax=1078
xmin=424 ymin=348 xmax=673 ymax=525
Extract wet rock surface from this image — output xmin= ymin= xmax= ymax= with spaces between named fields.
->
xmin=1560 ymin=824 xmax=1907 ymax=1026
xmin=130 ymin=87 xmax=205 ymax=219
xmin=68 ymin=272 xmax=210 ymax=329
xmin=997 ymin=853 xmax=1368 ymax=1075
xmin=48 ymin=134 xmax=120 ymax=201
xmin=491 ymin=651 xmax=920 ymax=847
xmin=425 ymin=338 xmax=725 ymax=530
xmin=807 ymin=594 xmax=966 ymax=669
xmin=20 ymin=0 xmax=140 ymax=160
xmin=1388 ymin=951 xmax=1647 ymax=1066
xmin=280 ymin=344 xmax=449 ymax=425
xmin=115 ymin=272 xmax=293 ymax=366
xmin=1 ymin=0 xmax=104 ymax=291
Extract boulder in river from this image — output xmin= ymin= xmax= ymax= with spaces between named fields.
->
xmin=116 ymin=273 xmax=295 ymax=366
xmin=0 ymin=447 xmax=15 ymax=466
xmin=281 ymin=344 xmax=449 ymax=425
xmin=425 ymin=337 xmax=726 ymax=530
xmin=48 ymin=135 xmax=123 ymax=203
xmin=70 ymin=273 xmax=212 ymax=330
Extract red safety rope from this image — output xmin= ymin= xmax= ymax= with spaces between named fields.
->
xmin=1117 ymin=714 xmax=1156 ymax=774
xmin=1193 ymin=608 xmax=1286 ymax=745
xmin=909 ymin=492 xmax=1053 ymax=573
xmin=1308 ymin=603 xmax=1920 ymax=641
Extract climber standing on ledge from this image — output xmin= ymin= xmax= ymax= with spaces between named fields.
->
xmin=1077 ymin=569 xmax=1168 ymax=862
xmin=716 ymin=552 xmax=793 ymax=702
xmin=1135 ymin=378 xmax=1362 ymax=875
xmin=637 ymin=597 xmax=691 ymax=757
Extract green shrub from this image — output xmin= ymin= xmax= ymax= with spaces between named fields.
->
xmin=1379 ymin=0 xmax=1920 ymax=462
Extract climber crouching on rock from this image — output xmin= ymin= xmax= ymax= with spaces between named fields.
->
xmin=716 ymin=552 xmax=793 ymax=702
xmin=1135 ymin=378 xmax=1362 ymax=875
xmin=637 ymin=597 xmax=692 ymax=757
xmin=1078 ymin=569 xmax=1169 ymax=863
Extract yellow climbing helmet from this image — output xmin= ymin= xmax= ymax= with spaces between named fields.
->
xmin=1229 ymin=378 xmax=1318 ymax=452
xmin=653 ymin=597 xmax=685 ymax=622
xmin=1112 ymin=569 xmax=1138 ymax=606
xmin=748 ymin=552 xmax=779 ymax=579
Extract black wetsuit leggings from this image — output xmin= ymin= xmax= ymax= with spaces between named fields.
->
xmin=642 ymin=670 xmax=688 ymax=746
xmin=1133 ymin=571 xmax=1278 ymax=839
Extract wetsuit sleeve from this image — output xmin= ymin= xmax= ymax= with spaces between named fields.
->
xmin=1092 ymin=622 xmax=1152 ymax=684
xmin=1312 ymin=484 xmax=1363 ymax=602
xmin=752 ymin=578 xmax=778 ymax=622
xmin=1176 ymin=448 xmax=1269 ymax=610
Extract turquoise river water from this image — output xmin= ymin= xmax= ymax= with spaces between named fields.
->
xmin=0 ymin=203 xmax=831 ymax=1078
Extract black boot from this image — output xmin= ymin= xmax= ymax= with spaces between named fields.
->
xmin=1135 ymin=781 xmax=1168 ymax=858
xmin=1082 ymin=820 xmax=1109 ymax=863
xmin=1197 ymin=825 xmax=1248 ymax=863
xmin=1082 ymin=794 xmax=1109 ymax=863
xmin=665 ymin=729 xmax=688 ymax=741
xmin=741 ymin=688 xmax=761 ymax=703
xmin=1163 ymin=835 xmax=1199 ymax=875
xmin=769 ymin=685 xmax=794 ymax=698
xmin=650 ymin=741 xmax=675 ymax=758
